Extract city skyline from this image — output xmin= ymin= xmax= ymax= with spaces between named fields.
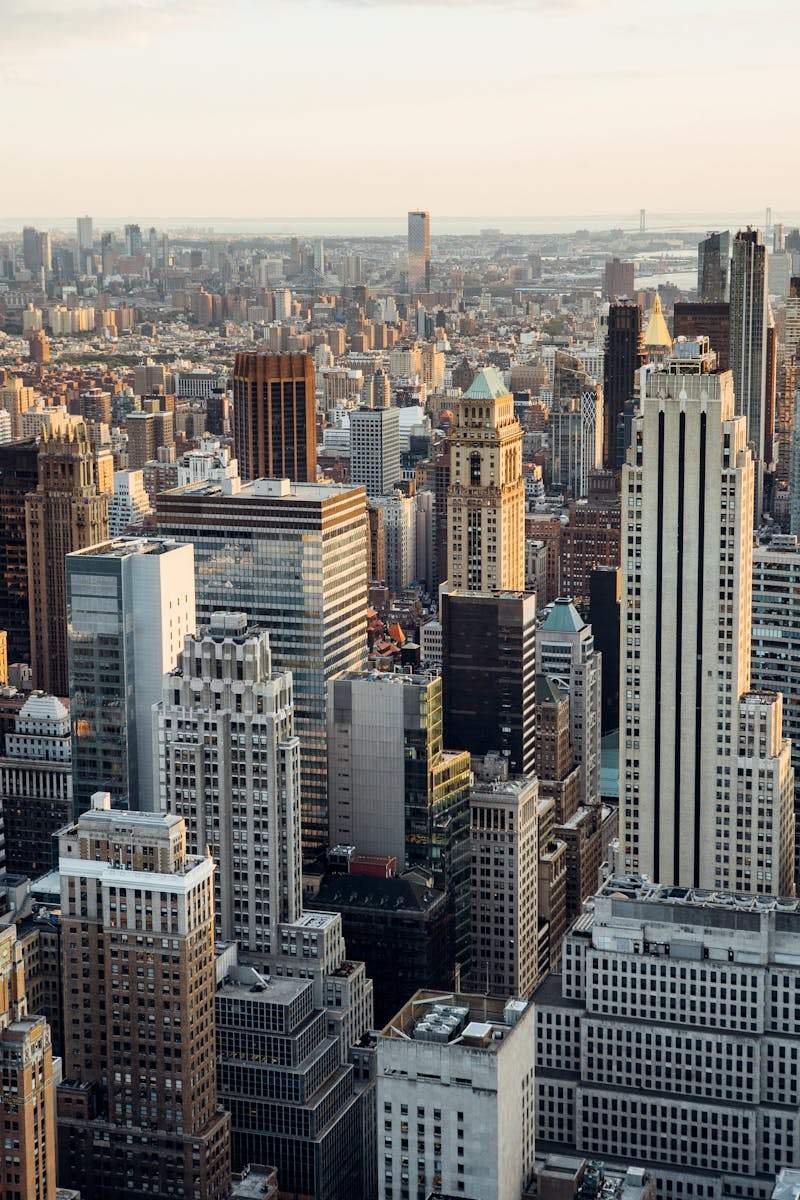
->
xmin=2 ymin=0 xmax=799 ymax=217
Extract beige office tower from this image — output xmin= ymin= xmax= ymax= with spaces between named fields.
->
xmin=469 ymin=775 xmax=539 ymax=998
xmin=447 ymin=367 xmax=524 ymax=592
xmin=25 ymin=422 xmax=109 ymax=697
xmin=407 ymin=210 xmax=430 ymax=295
xmin=56 ymin=793 xmax=231 ymax=1200
xmin=621 ymin=339 xmax=795 ymax=892
xmin=155 ymin=613 xmax=301 ymax=954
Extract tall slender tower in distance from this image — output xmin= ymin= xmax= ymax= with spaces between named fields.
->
xmin=407 ymin=210 xmax=430 ymax=295
xmin=698 ymin=230 xmax=731 ymax=302
xmin=232 ymin=352 xmax=317 ymax=483
xmin=730 ymin=227 xmax=769 ymax=463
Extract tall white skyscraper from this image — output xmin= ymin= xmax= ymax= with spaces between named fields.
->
xmin=350 ymin=405 xmax=401 ymax=497
xmin=155 ymin=613 xmax=301 ymax=954
xmin=407 ymin=210 xmax=430 ymax=295
xmin=621 ymin=341 xmax=794 ymax=893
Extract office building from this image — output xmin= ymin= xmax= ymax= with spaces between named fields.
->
xmin=0 ymin=440 xmax=39 ymax=665
xmin=22 ymin=226 xmax=51 ymax=275
xmin=407 ymin=210 xmax=430 ymax=295
xmin=534 ymin=874 xmax=800 ymax=1200
xmin=441 ymin=588 xmax=537 ymax=777
xmin=698 ymin=230 xmax=731 ymax=302
xmin=328 ymin=671 xmax=472 ymax=970
xmin=673 ymin=301 xmax=730 ymax=371
xmin=124 ymin=223 xmax=142 ymax=256
xmin=25 ymin=424 xmax=110 ymax=697
xmin=621 ymin=344 xmax=795 ymax=892
xmin=730 ymin=228 xmax=769 ymax=463
xmin=350 ymin=405 xmax=401 ymax=497
xmin=126 ymin=410 xmax=174 ymax=470
xmin=589 ymin=566 xmax=621 ymax=735
xmin=232 ymin=352 xmax=317 ymax=483
xmin=469 ymin=775 xmax=539 ymax=997
xmin=155 ymin=613 xmax=300 ymax=954
xmin=537 ymin=598 xmax=602 ymax=810
xmin=56 ymin=794 xmax=231 ymax=1200
xmin=76 ymin=215 xmax=93 ymax=255
xmin=0 ymin=922 xmax=56 ymax=1200
xmin=447 ymin=367 xmax=525 ymax=592
xmin=370 ymin=489 xmax=417 ymax=592
xmin=603 ymin=258 xmax=635 ymax=299
xmin=157 ymin=475 xmax=368 ymax=854
xmin=66 ymin=538 xmax=195 ymax=815
xmin=549 ymin=353 xmax=604 ymax=499
xmin=377 ymin=990 xmax=535 ymax=1200
xmin=0 ymin=692 xmax=71 ymax=879
xmin=751 ymin=535 xmax=800 ymax=879
xmin=603 ymin=302 xmax=646 ymax=469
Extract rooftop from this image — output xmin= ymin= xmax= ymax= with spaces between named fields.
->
xmin=541 ymin=597 xmax=585 ymax=634
xmin=382 ymin=989 xmax=529 ymax=1049
xmin=310 ymin=872 xmax=446 ymax=914
xmin=69 ymin=537 xmax=185 ymax=560
xmin=462 ymin=366 xmax=509 ymax=401
xmin=163 ymin=476 xmax=364 ymax=504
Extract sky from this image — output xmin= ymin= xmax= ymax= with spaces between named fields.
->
xmin=2 ymin=0 xmax=799 ymax=224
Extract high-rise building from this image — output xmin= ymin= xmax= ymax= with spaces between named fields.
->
xmin=125 ymin=410 xmax=174 ymax=470
xmin=549 ymin=352 xmax=604 ymax=499
xmin=730 ymin=227 xmax=769 ymax=463
xmin=56 ymin=793 xmax=231 ymax=1200
xmin=350 ymin=406 xmax=401 ymax=497
xmin=535 ymin=874 xmax=800 ymax=1200
xmin=751 ymin=534 xmax=800 ymax=880
xmin=369 ymin=489 xmax=417 ymax=592
xmin=328 ymin=671 xmax=472 ymax=970
xmin=537 ymin=599 xmax=602 ymax=810
xmin=232 ymin=352 xmax=317 ymax=483
xmin=155 ymin=613 xmax=301 ymax=954
xmin=0 ymin=692 xmax=71 ymax=878
xmin=441 ymin=589 xmax=536 ymax=777
xmin=377 ymin=991 xmax=536 ymax=1200
xmin=589 ymin=565 xmax=621 ymax=735
xmin=0 ymin=922 xmax=56 ymax=1200
xmin=407 ymin=210 xmax=430 ymax=295
xmin=469 ymin=775 xmax=539 ymax=997
xmin=123 ymin=223 xmax=142 ymax=256
xmin=25 ymin=423 xmax=110 ymax=697
xmin=698 ymin=229 xmax=731 ymax=302
xmin=0 ymin=440 xmax=39 ymax=665
xmin=157 ymin=475 xmax=368 ymax=854
xmin=673 ymin=301 xmax=730 ymax=370
xmin=76 ymin=215 xmax=93 ymax=272
xmin=603 ymin=302 xmax=646 ymax=469
xmin=621 ymin=343 xmax=795 ymax=892
xmin=603 ymin=257 xmax=635 ymax=299
xmin=447 ymin=367 xmax=524 ymax=592
xmin=66 ymin=538 xmax=195 ymax=815
xmin=22 ymin=227 xmax=51 ymax=275
xmin=108 ymin=469 xmax=153 ymax=536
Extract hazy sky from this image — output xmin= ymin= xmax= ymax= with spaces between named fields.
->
xmin=2 ymin=0 xmax=798 ymax=221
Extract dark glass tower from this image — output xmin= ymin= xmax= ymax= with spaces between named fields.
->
xmin=698 ymin=230 xmax=731 ymax=302
xmin=603 ymin=301 xmax=645 ymax=469
xmin=0 ymin=440 xmax=38 ymax=665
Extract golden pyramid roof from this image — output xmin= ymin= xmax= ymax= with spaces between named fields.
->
xmin=644 ymin=294 xmax=672 ymax=349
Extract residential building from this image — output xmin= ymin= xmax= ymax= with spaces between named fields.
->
xmin=377 ymin=991 xmax=535 ymax=1200
xmin=155 ymin=613 xmax=300 ymax=954
xmin=66 ymin=538 xmax=195 ymax=815
xmin=108 ymin=469 xmax=152 ymax=536
xmin=534 ymin=874 xmax=800 ymax=1200
xmin=25 ymin=423 xmax=109 ymax=696
xmin=156 ymin=475 xmax=368 ymax=855
xmin=232 ymin=352 xmax=317 ymax=483
xmin=621 ymin=343 xmax=795 ymax=893
xmin=0 ymin=692 xmax=71 ymax=879
xmin=603 ymin=258 xmax=635 ymax=299
xmin=56 ymin=794 xmax=231 ymax=1200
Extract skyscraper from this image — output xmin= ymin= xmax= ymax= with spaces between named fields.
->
xmin=66 ymin=538 xmax=195 ymax=815
xmin=620 ymin=341 xmax=794 ymax=892
xmin=549 ymin=352 xmax=604 ymax=498
xmin=123 ymin=223 xmax=142 ymax=256
xmin=76 ymin=215 xmax=93 ymax=260
xmin=328 ymin=670 xmax=472 ymax=970
xmin=407 ymin=210 xmax=430 ymax=295
xmin=157 ymin=475 xmax=368 ymax=855
xmin=155 ymin=613 xmax=301 ymax=954
xmin=25 ymin=423 xmax=110 ymax=697
xmin=447 ymin=367 xmax=524 ymax=592
xmin=603 ymin=301 xmax=646 ymax=469
xmin=56 ymin=793 xmax=231 ymax=1200
xmin=730 ymin=227 xmax=769 ymax=463
xmin=0 ymin=439 xmax=39 ymax=665
xmin=350 ymin=405 xmax=401 ymax=497
xmin=232 ymin=352 xmax=317 ymax=483
xmin=602 ymin=257 xmax=635 ymax=299
xmin=698 ymin=229 xmax=731 ymax=302
xmin=0 ymin=923 xmax=56 ymax=1200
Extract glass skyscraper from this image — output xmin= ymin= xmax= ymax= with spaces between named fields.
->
xmin=407 ymin=209 xmax=430 ymax=294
